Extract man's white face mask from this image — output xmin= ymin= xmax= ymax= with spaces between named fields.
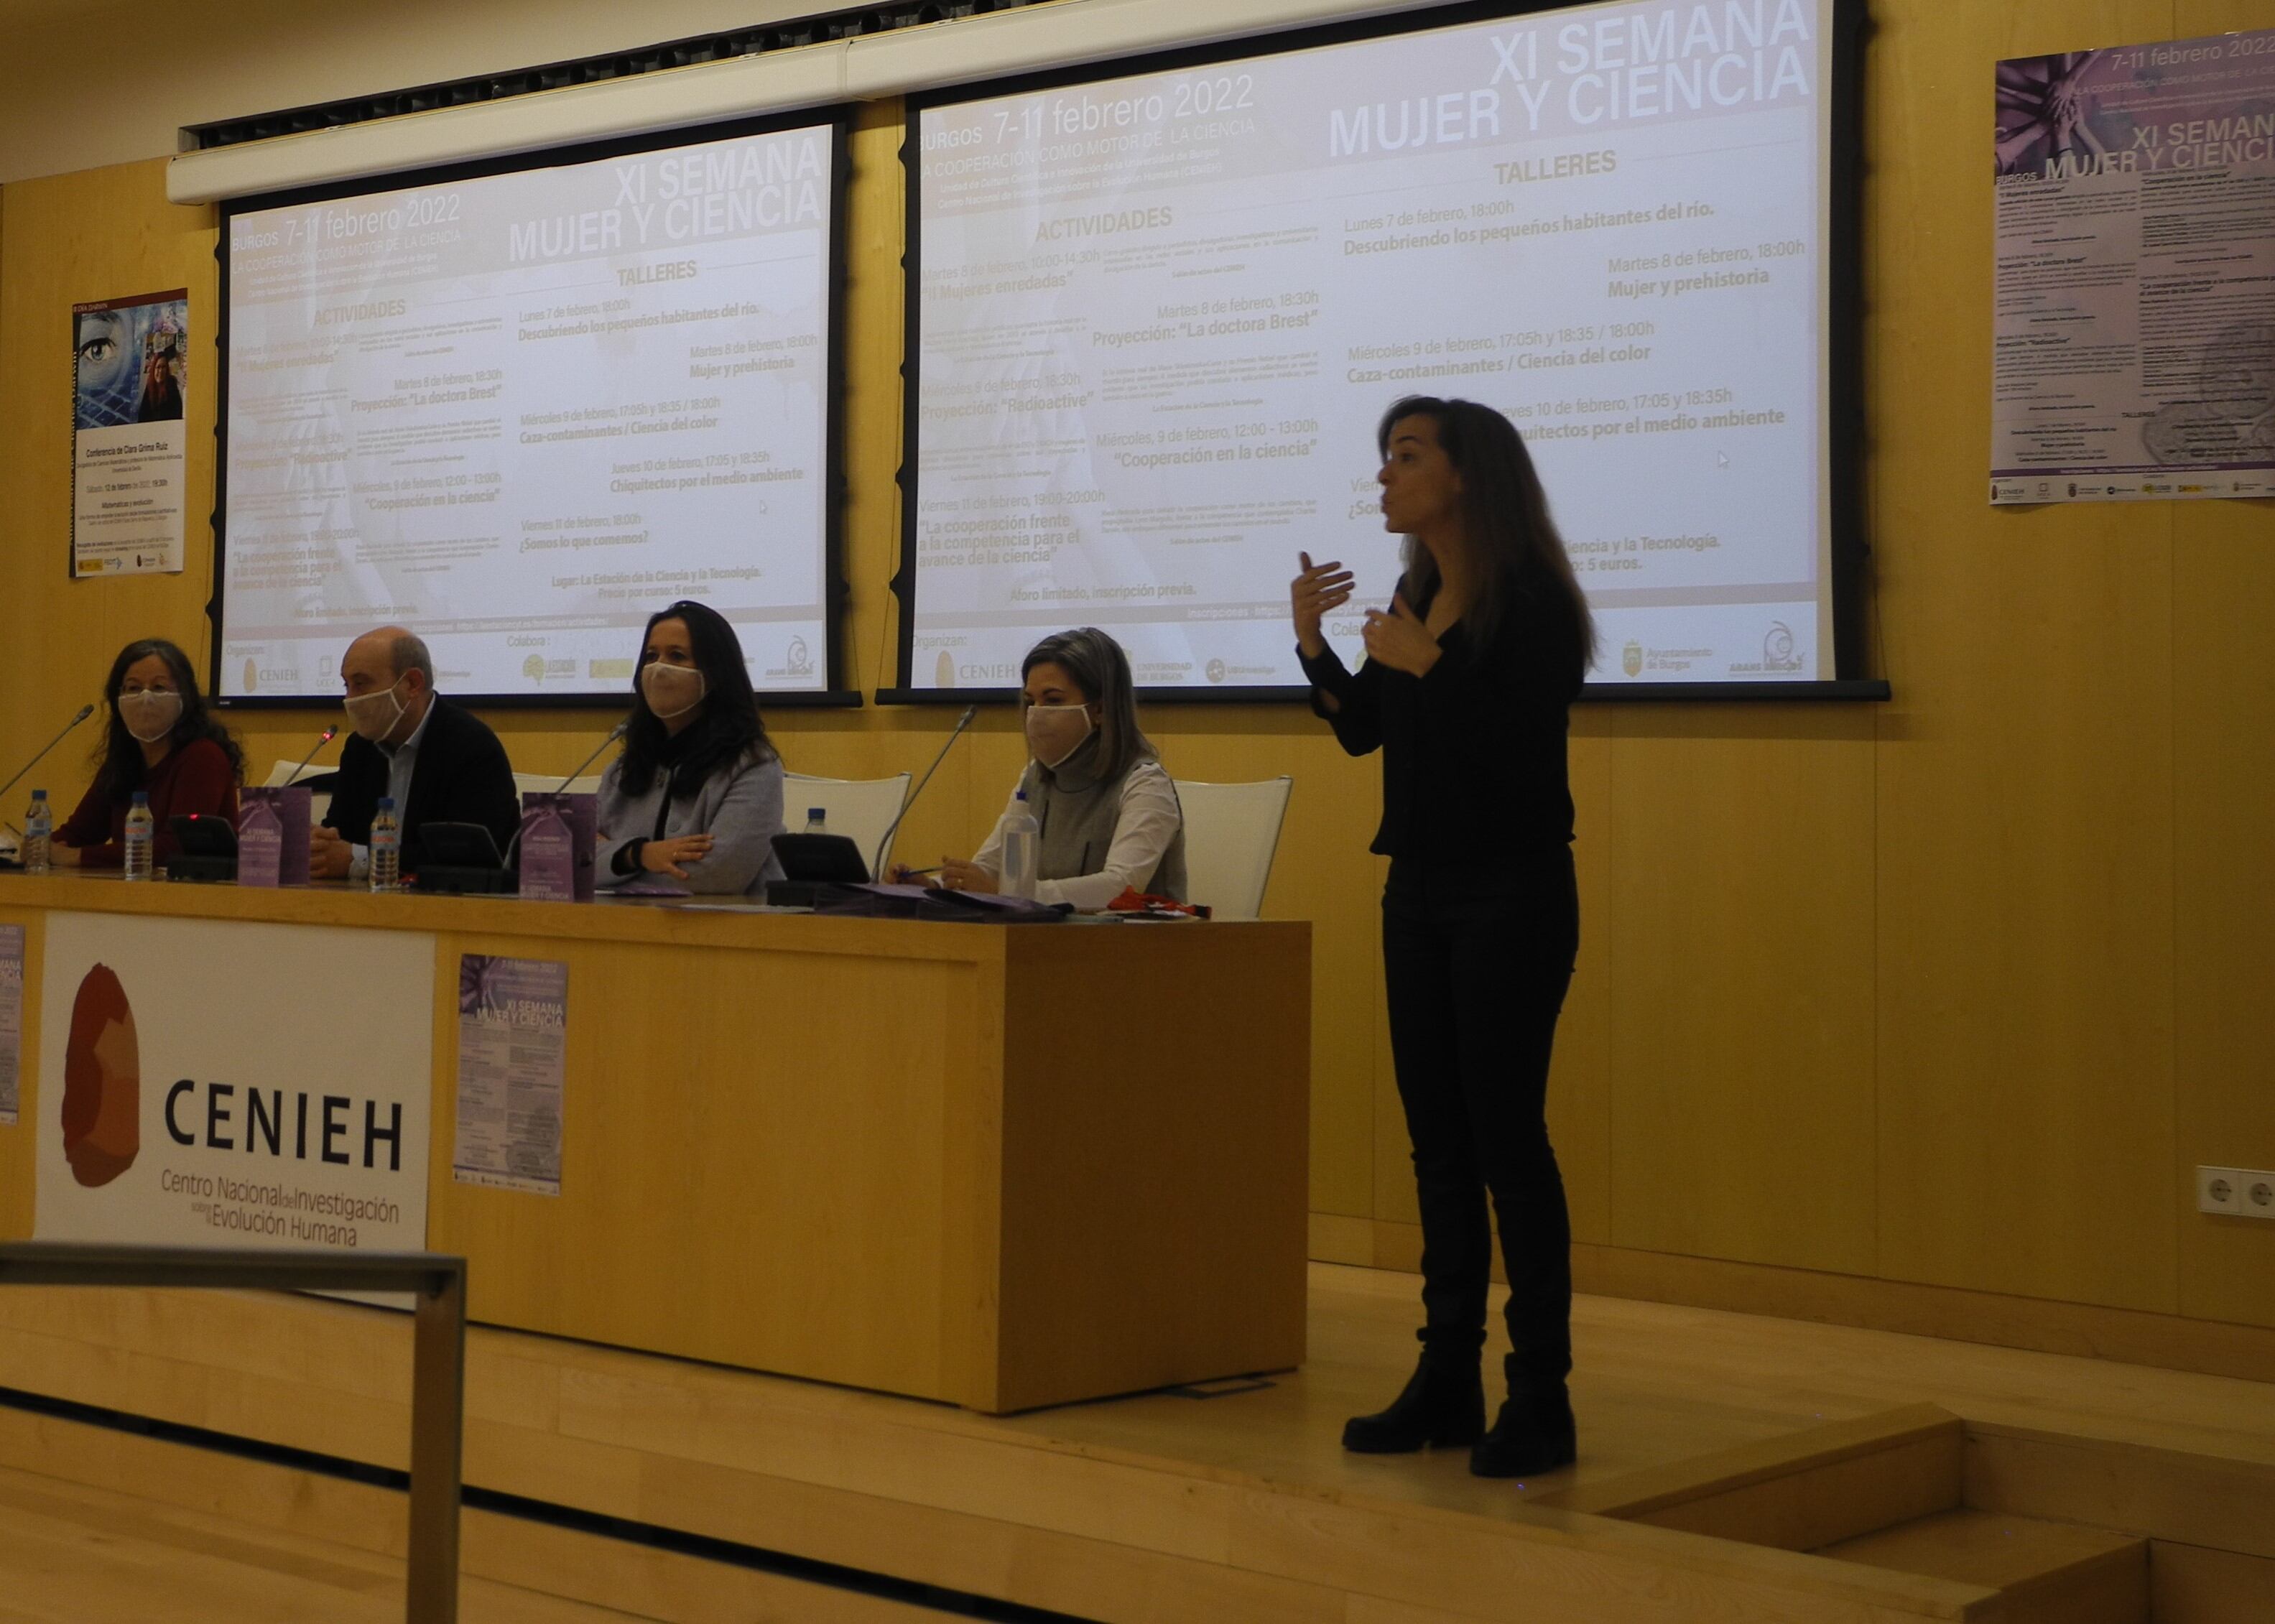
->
xmin=343 ymin=676 xmax=409 ymax=743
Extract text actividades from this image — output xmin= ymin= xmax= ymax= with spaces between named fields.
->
xmin=1036 ymin=206 xmax=1172 ymax=243
xmin=314 ymin=298 xmax=408 ymax=327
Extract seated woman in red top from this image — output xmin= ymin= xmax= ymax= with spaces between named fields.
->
xmin=54 ymin=638 xmax=244 ymax=868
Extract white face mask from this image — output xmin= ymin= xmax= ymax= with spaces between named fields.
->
xmin=641 ymin=660 xmax=706 ymax=720
xmin=118 ymin=689 xmax=182 ymax=743
xmin=1024 ymin=702 xmax=1094 ymax=769
xmin=343 ymin=677 xmax=407 ymax=743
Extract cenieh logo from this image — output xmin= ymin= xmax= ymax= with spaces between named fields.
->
xmin=163 ymin=1080 xmax=404 ymax=1170
xmin=61 ymin=964 xmax=139 ymax=1187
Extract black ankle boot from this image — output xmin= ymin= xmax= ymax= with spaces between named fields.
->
xmin=1341 ymin=1346 xmax=1485 ymax=1454
xmin=1470 ymin=1364 xmax=1576 ymax=1477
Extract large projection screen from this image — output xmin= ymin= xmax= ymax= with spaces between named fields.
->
xmin=217 ymin=115 xmax=845 ymax=705
xmin=903 ymin=0 xmax=1859 ymax=696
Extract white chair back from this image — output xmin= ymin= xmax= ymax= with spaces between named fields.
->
xmin=785 ymin=771 xmax=914 ymax=878
xmin=261 ymin=758 xmax=335 ymax=825
xmin=1172 ymin=776 xmax=1293 ymax=921
xmin=513 ymin=771 xmax=603 ymax=799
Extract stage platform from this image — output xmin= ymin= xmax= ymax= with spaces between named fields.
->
xmin=1 ymin=1262 xmax=2270 ymax=1621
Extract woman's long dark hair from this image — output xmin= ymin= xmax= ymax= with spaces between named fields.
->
xmin=614 ymin=600 xmax=776 ymax=797
xmin=1020 ymin=627 xmax=1157 ymax=787
xmin=88 ymin=639 xmax=244 ymax=804
xmin=1378 ymin=396 xmax=1596 ymax=682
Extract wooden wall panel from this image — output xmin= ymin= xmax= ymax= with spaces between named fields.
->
xmin=0 ymin=162 xmax=223 ymax=789
xmin=2163 ymin=0 xmax=2275 ymax=1325
xmin=1608 ymin=707 xmax=1878 ymax=1274
xmin=1866 ymin=1 xmax=2179 ymax=1314
xmin=2172 ymin=495 xmax=2275 ymax=1330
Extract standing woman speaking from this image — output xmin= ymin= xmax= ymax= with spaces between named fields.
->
xmin=1292 ymin=396 xmax=1594 ymax=1479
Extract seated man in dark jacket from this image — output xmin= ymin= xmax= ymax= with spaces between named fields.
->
xmin=310 ymin=626 xmax=519 ymax=879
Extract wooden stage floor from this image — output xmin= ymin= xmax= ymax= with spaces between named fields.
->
xmin=1 ymin=1262 xmax=2270 ymax=1621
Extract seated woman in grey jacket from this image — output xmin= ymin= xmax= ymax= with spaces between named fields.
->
xmin=901 ymin=626 xmax=1186 ymax=911
xmin=595 ymin=600 xmax=787 ymax=895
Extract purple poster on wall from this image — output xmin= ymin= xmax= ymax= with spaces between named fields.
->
xmin=453 ymin=954 xmax=567 ymax=1196
xmin=1990 ymin=30 xmax=2274 ymax=504
xmin=0 ymin=924 xmax=22 ymax=1126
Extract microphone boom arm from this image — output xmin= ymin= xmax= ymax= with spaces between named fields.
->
xmin=871 ymin=705 xmax=978 ymax=881
xmin=0 ymin=704 xmax=97 ymax=812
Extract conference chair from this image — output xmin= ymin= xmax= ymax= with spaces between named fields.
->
xmin=261 ymin=758 xmax=335 ymax=825
xmin=785 ymin=771 xmax=913 ymax=877
xmin=1172 ymin=775 xmax=1293 ymax=921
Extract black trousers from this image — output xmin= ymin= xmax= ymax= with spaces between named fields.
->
xmin=1381 ymin=852 xmax=1578 ymax=1386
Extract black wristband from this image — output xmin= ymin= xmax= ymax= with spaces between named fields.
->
xmin=615 ymin=837 xmax=647 ymax=876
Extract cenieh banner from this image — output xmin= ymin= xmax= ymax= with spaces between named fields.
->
xmin=71 ymin=289 xmax=190 ymax=575
xmin=1991 ymin=29 xmax=2275 ymax=504
xmin=34 ymin=912 xmax=431 ymax=1251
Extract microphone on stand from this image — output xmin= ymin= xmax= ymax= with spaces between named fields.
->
xmin=872 ymin=705 xmax=978 ymax=881
xmin=550 ymin=721 xmax=628 ymax=794
xmin=504 ymin=722 xmax=627 ymax=868
xmin=279 ymin=724 xmax=338 ymax=789
xmin=0 ymin=705 xmax=96 ymax=840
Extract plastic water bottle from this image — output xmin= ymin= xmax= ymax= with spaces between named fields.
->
xmin=370 ymin=796 xmax=402 ymax=892
xmin=1000 ymin=789 xmax=1040 ymax=899
xmin=122 ymin=792 xmax=154 ymax=881
xmin=805 ymin=807 xmax=828 ymax=836
xmin=22 ymin=790 xmax=52 ymax=875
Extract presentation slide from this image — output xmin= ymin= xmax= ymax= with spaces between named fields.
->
xmin=220 ymin=121 xmax=837 ymax=701
xmin=909 ymin=0 xmax=1839 ymax=690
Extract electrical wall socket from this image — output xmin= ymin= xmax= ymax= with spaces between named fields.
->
xmin=2197 ymin=1166 xmax=2275 ymax=1220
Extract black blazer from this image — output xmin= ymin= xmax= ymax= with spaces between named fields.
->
xmin=323 ymin=695 xmax=521 ymax=864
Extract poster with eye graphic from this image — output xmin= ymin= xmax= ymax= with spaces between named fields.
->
xmin=1990 ymin=32 xmax=2275 ymax=504
xmin=70 ymin=289 xmax=190 ymax=574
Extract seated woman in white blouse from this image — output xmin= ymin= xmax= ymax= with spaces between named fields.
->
xmin=903 ymin=628 xmax=1185 ymax=910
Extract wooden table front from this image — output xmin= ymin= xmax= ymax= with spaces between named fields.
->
xmin=0 ymin=875 xmax=1310 ymax=1412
